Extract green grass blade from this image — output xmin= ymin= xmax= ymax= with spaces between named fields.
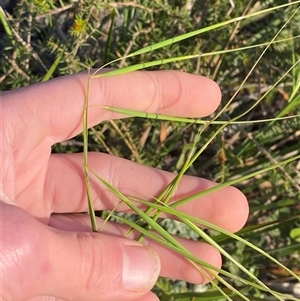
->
xmin=101 ymin=106 xmax=300 ymax=125
xmin=117 ymin=2 xmax=300 ymax=59
xmin=42 ymin=51 xmax=64 ymax=82
xmin=133 ymin=199 xmax=300 ymax=282
xmin=83 ymin=75 xmax=98 ymax=232
xmin=90 ymin=1 xmax=300 ymax=77
xmin=92 ymin=35 xmax=300 ymax=77
xmin=171 ymin=154 xmax=300 ymax=207
xmin=0 ymin=7 xmax=13 ymax=38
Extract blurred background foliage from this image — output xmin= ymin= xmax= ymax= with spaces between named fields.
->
xmin=1 ymin=0 xmax=299 ymax=299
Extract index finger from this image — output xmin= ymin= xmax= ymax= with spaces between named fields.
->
xmin=3 ymin=70 xmax=221 ymax=144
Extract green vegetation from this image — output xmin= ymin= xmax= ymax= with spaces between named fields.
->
xmin=1 ymin=0 xmax=299 ymax=300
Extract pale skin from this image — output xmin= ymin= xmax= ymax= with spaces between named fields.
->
xmin=0 ymin=70 xmax=249 ymax=301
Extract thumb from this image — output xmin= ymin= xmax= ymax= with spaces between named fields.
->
xmin=0 ymin=204 xmax=160 ymax=301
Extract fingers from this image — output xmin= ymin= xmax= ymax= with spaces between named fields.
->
xmin=1 ymin=203 xmax=160 ymax=301
xmin=3 ymin=70 xmax=221 ymax=145
xmin=45 ymin=153 xmax=249 ymax=233
xmin=49 ymin=213 xmax=222 ymax=285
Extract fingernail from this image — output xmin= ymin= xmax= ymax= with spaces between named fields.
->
xmin=123 ymin=245 xmax=160 ymax=292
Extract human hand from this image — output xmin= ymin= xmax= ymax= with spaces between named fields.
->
xmin=0 ymin=70 xmax=249 ymax=301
